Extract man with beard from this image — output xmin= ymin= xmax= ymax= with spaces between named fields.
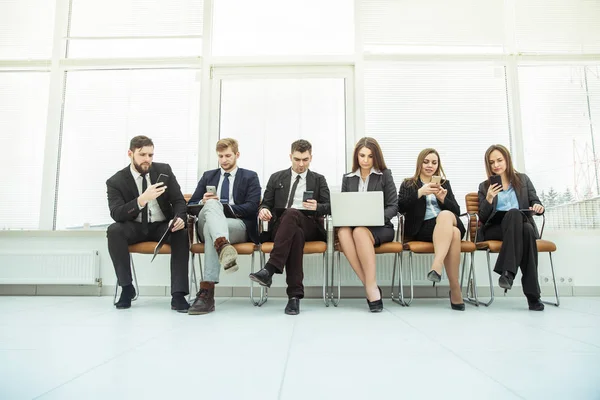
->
xmin=106 ymin=135 xmax=189 ymax=311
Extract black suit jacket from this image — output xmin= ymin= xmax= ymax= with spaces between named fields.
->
xmin=477 ymin=172 xmax=543 ymax=240
xmin=107 ymin=162 xmax=187 ymax=223
xmin=189 ymin=167 xmax=261 ymax=244
xmin=260 ymin=168 xmax=331 ymax=239
xmin=341 ymin=169 xmax=398 ymax=228
xmin=398 ymin=178 xmax=462 ymax=237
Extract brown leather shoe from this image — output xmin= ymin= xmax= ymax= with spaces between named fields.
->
xmin=188 ymin=281 xmax=215 ymax=315
xmin=214 ymin=236 xmax=238 ymax=273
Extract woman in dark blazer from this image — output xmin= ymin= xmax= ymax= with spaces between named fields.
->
xmin=398 ymin=148 xmax=466 ymax=311
xmin=338 ymin=137 xmax=398 ymax=312
xmin=478 ymin=144 xmax=545 ymax=311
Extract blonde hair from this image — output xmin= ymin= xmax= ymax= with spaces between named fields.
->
xmin=216 ymin=138 xmax=239 ymax=153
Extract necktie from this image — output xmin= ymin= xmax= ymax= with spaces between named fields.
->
xmin=220 ymin=172 xmax=231 ymax=204
xmin=286 ymin=175 xmax=301 ymax=208
xmin=141 ymin=174 xmax=148 ymax=233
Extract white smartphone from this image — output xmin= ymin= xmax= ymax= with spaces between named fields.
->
xmin=206 ymin=185 xmax=217 ymax=195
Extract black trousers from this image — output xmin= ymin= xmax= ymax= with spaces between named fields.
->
xmin=107 ymin=221 xmax=189 ymax=295
xmin=483 ymin=209 xmax=540 ymax=296
xmin=269 ymin=209 xmax=323 ymax=299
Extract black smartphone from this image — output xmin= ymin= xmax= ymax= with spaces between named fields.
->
xmin=156 ymin=173 xmax=169 ymax=186
xmin=489 ymin=175 xmax=502 ymax=191
xmin=303 ymin=191 xmax=314 ymax=202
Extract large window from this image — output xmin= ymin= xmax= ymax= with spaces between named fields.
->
xmin=364 ymin=62 xmax=511 ymax=210
xmin=217 ymin=77 xmax=347 ymax=190
xmin=0 ymin=0 xmax=56 ymax=59
xmin=0 ymin=72 xmax=50 ymax=229
xmin=55 ymin=69 xmax=201 ymax=229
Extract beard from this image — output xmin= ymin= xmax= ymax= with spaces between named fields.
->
xmin=133 ymin=160 xmax=150 ymax=174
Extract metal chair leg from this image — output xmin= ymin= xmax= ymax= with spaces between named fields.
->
xmin=542 ymin=252 xmax=560 ymax=307
xmin=331 ymin=251 xmax=340 ymax=307
xmin=188 ymin=253 xmax=199 ymax=303
xmin=391 ymin=253 xmax=405 ymax=306
xmin=466 ymin=250 xmax=494 ymax=307
xmin=403 ymin=252 xmax=414 ymax=306
xmin=323 ymin=251 xmax=330 ymax=306
xmin=251 ymin=250 xmax=268 ymax=306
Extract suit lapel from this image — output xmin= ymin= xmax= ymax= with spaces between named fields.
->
xmin=367 ymin=173 xmax=381 ymax=191
xmin=277 ymin=168 xmax=292 ymax=206
xmin=306 ymin=170 xmax=315 ymax=191
xmin=123 ymin=166 xmax=140 ymax=199
xmin=348 ymin=176 xmax=360 ymax=192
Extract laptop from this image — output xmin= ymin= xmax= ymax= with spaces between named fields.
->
xmin=331 ymin=191 xmax=385 ymax=227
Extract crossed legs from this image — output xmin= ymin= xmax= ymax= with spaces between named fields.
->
xmin=430 ymin=211 xmax=462 ymax=304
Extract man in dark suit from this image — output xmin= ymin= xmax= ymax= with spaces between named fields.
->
xmin=106 ymin=135 xmax=189 ymax=312
xmin=249 ymin=139 xmax=331 ymax=315
xmin=187 ymin=138 xmax=261 ymax=315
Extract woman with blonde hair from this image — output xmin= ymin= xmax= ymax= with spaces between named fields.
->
xmin=338 ymin=137 xmax=398 ymax=312
xmin=478 ymin=144 xmax=545 ymax=311
xmin=398 ymin=148 xmax=465 ymax=311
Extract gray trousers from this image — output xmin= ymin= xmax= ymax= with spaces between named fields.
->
xmin=197 ymin=199 xmax=247 ymax=283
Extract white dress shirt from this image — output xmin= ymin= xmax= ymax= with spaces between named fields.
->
xmin=288 ymin=170 xmax=308 ymax=209
xmin=345 ymin=167 xmax=383 ymax=192
xmin=131 ymin=165 xmax=167 ymax=223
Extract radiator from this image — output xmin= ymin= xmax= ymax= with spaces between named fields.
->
xmin=0 ymin=250 xmax=100 ymax=285
xmin=302 ymin=253 xmax=436 ymax=286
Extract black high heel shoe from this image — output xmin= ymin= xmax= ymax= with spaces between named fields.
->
xmin=427 ymin=270 xmax=442 ymax=287
xmin=367 ymin=286 xmax=383 ymax=313
xmin=449 ymin=291 xmax=465 ymax=311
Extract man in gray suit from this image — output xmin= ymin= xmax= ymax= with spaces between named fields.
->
xmin=249 ymin=140 xmax=330 ymax=315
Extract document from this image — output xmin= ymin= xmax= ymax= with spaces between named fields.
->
xmin=151 ymin=219 xmax=175 ymax=262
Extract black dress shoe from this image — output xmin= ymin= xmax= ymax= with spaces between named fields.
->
xmin=285 ymin=297 xmax=300 ymax=315
xmin=527 ymin=296 xmax=545 ymax=311
xmin=171 ymin=294 xmax=190 ymax=313
xmin=249 ymin=268 xmax=273 ymax=288
xmin=367 ymin=286 xmax=383 ymax=313
xmin=427 ymin=270 xmax=442 ymax=286
xmin=449 ymin=291 xmax=465 ymax=311
xmin=115 ymin=285 xmax=136 ymax=309
xmin=498 ymin=271 xmax=514 ymax=290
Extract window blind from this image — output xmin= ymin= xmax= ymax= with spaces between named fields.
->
xmin=0 ymin=0 xmax=56 ymax=59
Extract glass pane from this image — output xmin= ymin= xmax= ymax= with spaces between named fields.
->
xmin=519 ymin=65 xmax=600 ymax=229
xmin=0 ymin=0 xmax=56 ymax=59
xmin=56 ymin=69 xmax=201 ymax=229
xmin=68 ymin=0 xmax=203 ymax=57
xmin=0 ymin=72 xmax=49 ymax=229
xmin=212 ymin=0 xmax=354 ymax=56
xmin=219 ymin=78 xmax=346 ymax=191
xmin=364 ymin=62 xmax=511 ymax=211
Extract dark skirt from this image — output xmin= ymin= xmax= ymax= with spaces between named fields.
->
xmin=367 ymin=225 xmax=395 ymax=247
xmin=412 ymin=214 xmax=466 ymax=243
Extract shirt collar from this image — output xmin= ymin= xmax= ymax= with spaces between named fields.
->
xmin=345 ymin=167 xmax=382 ymax=178
xmin=291 ymin=169 xmax=308 ymax=181
xmin=130 ymin=164 xmax=146 ymax=180
xmin=220 ymin=166 xmax=238 ymax=177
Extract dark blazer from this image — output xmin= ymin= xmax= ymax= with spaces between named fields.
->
xmin=189 ymin=167 xmax=261 ymax=244
xmin=341 ymin=169 xmax=398 ymax=228
xmin=398 ymin=178 xmax=463 ymax=237
xmin=260 ymin=168 xmax=331 ymax=239
xmin=106 ymin=162 xmax=187 ymax=223
xmin=477 ymin=172 xmax=543 ymax=240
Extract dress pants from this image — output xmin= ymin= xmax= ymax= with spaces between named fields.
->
xmin=483 ymin=209 xmax=540 ymax=296
xmin=269 ymin=209 xmax=323 ymax=299
xmin=197 ymin=199 xmax=248 ymax=283
xmin=107 ymin=220 xmax=189 ymax=295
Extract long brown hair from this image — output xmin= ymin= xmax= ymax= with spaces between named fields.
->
xmin=351 ymin=137 xmax=387 ymax=172
xmin=484 ymin=144 xmax=521 ymax=190
xmin=406 ymin=148 xmax=446 ymax=186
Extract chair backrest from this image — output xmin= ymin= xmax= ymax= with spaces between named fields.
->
xmin=465 ymin=192 xmax=479 ymax=243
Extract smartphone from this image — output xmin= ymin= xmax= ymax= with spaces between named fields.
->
xmin=489 ymin=175 xmax=503 ymax=191
xmin=431 ymin=176 xmax=441 ymax=184
xmin=156 ymin=173 xmax=169 ymax=186
xmin=206 ymin=185 xmax=217 ymax=195
xmin=303 ymin=191 xmax=314 ymax=202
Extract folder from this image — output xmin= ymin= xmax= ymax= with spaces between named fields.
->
xmin=151 ymin=219 xmax=175 ymax=262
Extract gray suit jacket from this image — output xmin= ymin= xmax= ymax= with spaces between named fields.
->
xmin=477 ymin=173 xmax=543 ymax=240
xmin=341 ymin=169 xmax=398 ymax=227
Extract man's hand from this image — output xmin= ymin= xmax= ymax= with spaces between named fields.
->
xmin=259 ymin=208 xmax=272 ymax=221
xmin=202 ymin=191 xmax=218 ymax=204
xmin=418 ymin=183 xmax=440 ymax=198
xmin=302 ymin=199 xmax=317 ymax=211
xmin=138 ymin=182 xmax=166 ymax=207
xmin=170 ymin=217 xmax=185 ymax=232
xmin=530 ymin=204 xmax=544 ymax=215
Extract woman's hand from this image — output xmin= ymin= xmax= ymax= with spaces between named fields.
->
xmin=486 ymin=183 xmax=502 ymax=204
xmin=435 ymin=187 xmax=448 ymax=203
xmin=418 ymin=183 xmax=440 ymax=198
xmin=530 ymin=204 xmax=544 ymax=214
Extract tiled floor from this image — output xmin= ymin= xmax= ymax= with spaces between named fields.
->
xmin=1 ymin=296 xmax=599 ymax=400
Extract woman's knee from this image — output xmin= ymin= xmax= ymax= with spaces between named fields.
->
xmin=437 ymin=210 xmax=455 ymax=224
xmin=452 ymin=227 xmax=461 ymax=241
